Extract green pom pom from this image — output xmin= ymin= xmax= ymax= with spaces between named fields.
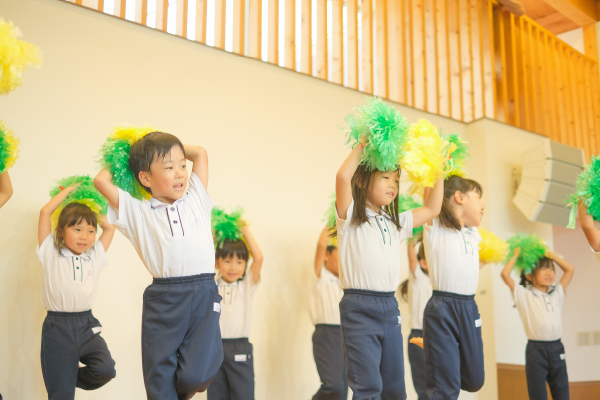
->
xmin=0 ymin=120 xmax=19 ymax=174
xmin=212 ymin=206 xmax=245 ymax=247
xmin=49 ymin=175 xmax=107 ymax=228
xmin=566 ymin=155 xmax=600 ymax=228
xmin=323 ymin=194 xmax=336 ymax=228
xmin=344 ymin=97 xmax=409 ymax=172
xmin=505 ymin=233 xmax=548 ymax=274
xmin=397 ymin=194 xmax=423 ymax=236
xmin=445 ymin=133 xmax=469 ymax=178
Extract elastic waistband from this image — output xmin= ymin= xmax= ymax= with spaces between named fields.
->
xmin=528 ymin=339 xmax=562 ymax=344
xmin=153 ymin=273 xmax=215 ymax=285
xmin=343 ymin=289 xmax=395 ymax=297
xmin=315 ymin=324 xmax=341 ymax=329
xmin=410 ymin=329 xmax=423 ymax=334
xmin=222 ymin=338 xmax=249 ymax=343
xmin=47 ymin=310 xmax=92 ymax=318
xmin=432 ymin=290 xmax=475 ymax=300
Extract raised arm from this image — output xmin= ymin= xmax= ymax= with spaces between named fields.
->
xmin=314 ymin=227 xmax=330 ymax=278
xmin=500 ymin=247 xmax=519 ymax=292
xmin=336 ymin=145 xmax=364 ymax=220
xmin=94 ymin=169 xmax=119 ymax=210
xmin=38 ymin=184 xmax=79 ymax=246
xmin=412 ymin=178 xmax=444 ymax=229
xmin=241 ymin=225 xmax=263 ymax=284
xmin=579 ymin=202 xmax=600 ymax=252
xmin=0 ymin=171 xmax=13 ymax=209
xmin=407 ymin=240 xmax=419 ymax=276
xmin=184 ymin=145 xmax=208 ymax=190
xmin=97 ymin=213 xmax=116 ymax=252
xmin=548 ymin=251 xmax=575 ymax=292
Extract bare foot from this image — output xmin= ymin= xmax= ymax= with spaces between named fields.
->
xmin=409 ymin=337 xmax=424 ymax=349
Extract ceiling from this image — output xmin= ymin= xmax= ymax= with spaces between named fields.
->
xmin=514 ymin=0 xmax=597 ymax=34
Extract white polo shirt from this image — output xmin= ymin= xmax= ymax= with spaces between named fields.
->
xmin=408 ymin=266 xmax=433 ymax=330
xmin=423 ymin=217 xmax=481 ymax=295
xmin=311 ymin=266 xmax=343 ymax=325
xmin=336 ymin=199 xmax=413 ymax=292
xmin=513 ymin=284 xmax=565 ymax=341
xmin=37 ymin=234 xmax=108 ymax=312
xmin=108 ymin=172 xmax=215 ymax=278
xmin=218 ymin=269 xmax=259 ymax=339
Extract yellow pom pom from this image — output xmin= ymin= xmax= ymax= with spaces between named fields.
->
xmin=400 ymin=119 xmax=449 ymax=195
xmin=478 ymin=228 xmax=509 ymax=264
xmin=109 ymin=125 xmax=157 ymax=143
xmin=0 ymin=120 xmax=20 ymax=173
xmin=0 ymin=19 xmax=42 ymax=95
xmin=328 ymin=235 xmax=338 ymax=248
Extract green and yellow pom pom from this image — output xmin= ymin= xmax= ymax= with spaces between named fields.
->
xmin=478 ymin=228 xmax=508 ymax=264
xmin=397 ymin=193 xmax=423 ymax=236
xmin=445 ymin=133 xmax=469 ymax=178
xmin=324 ymin=194 xmax=336 ymax=228
xmin=344 ymin=97 xmax=409 ymax=172
xmin=566 ymin=155 xmax=600 ymax=229
xmin=212 ymin=206 xmax=246 ymax=248
xmin=0 ymin=120 xmax=19 ymax=174
xmin=505 ymin=233 xmax=548 ymax=274
xmin=98 ymin=125 xmax=157 ymax=201
xmin=400 ymin=119 xmax=449 ymax=196
xmin=0 ymin=19 xmax=42 ymax=95
xmin=49 ymin=175 xmax=108 ymax=229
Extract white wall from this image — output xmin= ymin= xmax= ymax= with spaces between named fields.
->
xmin=557 ymin=28 xmax=584 ymax=54
xmin=0 ymin=0 xmax=476 ymax=399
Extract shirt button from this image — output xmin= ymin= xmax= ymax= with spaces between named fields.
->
xmin=170 ymin=207 xmax=175 ymax=211
xmin=384 ymin=229 xmax=387 ymax=232
xmin=76 ymin=257 xmax=79 ymax=260
xmin=76 ymin=267 xmax=80 ymax=269
xmin=173 ymin=220 xmax=178 ymax=224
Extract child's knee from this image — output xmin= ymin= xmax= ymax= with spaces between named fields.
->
xmin=95 ymin=360 xmax=116 ymax=383
xmin=461 ymin=375 xmax=484 ymax=392
xmin=177 ymin=371 xmax=213 ymax=394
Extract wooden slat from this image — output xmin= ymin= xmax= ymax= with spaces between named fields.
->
xmin=529 ymin=23 xmax=541 ymax=134
xmin=456 ymin=0 xmax=464 ymax=121
xmin=577 ymin=57 xmax=589 ymax=155
xmin=347 ymin=0 xmax=359 ymax=89
xmin=436 ymin=0 xmax=449 ymax=117
xmin=590 ymin=62 xmax=600 ymax=155
xmin=520 ymin=18 xmax=531 ymax=131
xmin=432 ymin=0 xmax=440 ymax=115
xmin=136 ymin=0 xmax=148 ymax=24
xmin=176 ymin=0 xmax=188 ymax=37
xmin=469 ymin=0 xmax=481 ymax=120
xmin=564 ymin=47 xmax=577 ymax=146
xmin=557 ymin=42 xmax=569 ymax=144
xmin=487 ymin=0 xmax=497 ymax=119
xmin=284 ymin=0 xmax=295 ymax=68
xmin=361 ymin=0 xmax=373 ymax=93
xmin=386 ymin=0 xmax=402 ymax=103
xmin=401 ymin=0 xmax=408 ymax=104
xmin=232 ymin=0 xmax=246 ymax=54
xmin=424 ymin=0 xmax=437 ymax=114
xmin=156 ymin=0 xmax=168 ymax=31
xmin=98 ymin=0 xmax=105 ymax=12
xmin=568 ymin=51 xmax=582 ymax=148
xmin=447 ymin=1 xmax=460 ymax=120
xmin=268 ymin=0 xmax=279 ymax=63
xmin=332 ymin=0 xmax=344 ymax=83
xmin=509 ymin=13 xmax=520 ymax=127
xmin=411 ymin=0 xmax=423 ymax=110
xmin=300 ymin=0 xmax=311 ymax=73
xmin=548 ymin=34 xmax=561 ymax=142
xmin=538 ymin=29 xmax=550 ymax=138
xmin=195 ymin=0 xmax=208 ymax=43
xmin=248 ymin=0 xmax=261 ymax=58
xmin=375 ymin=0 xmax=388 ymax=96
xmin=459 ymin=0 xmax=472 ymax=121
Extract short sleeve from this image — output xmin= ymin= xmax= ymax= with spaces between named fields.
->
xmin=244 ymin=269 xmax=259 ymax=293
xmin=398 ymin=210 xmax=413 ymax=243
xmin=512 ymin=284 xmax=526 ymax=306
xmin=107 ymin=188 xmax=143 ymax=241
xmin=423 ymin=217 xmax=439 ymax=254
xmin=556 ymin=284 xmax=566 ymax=307
xmin=187 ymin=172 xmax=215 ymax=217
xmin=335 ymin=199 xmax=355 ymax=234
xmin=91 ymin=241 xmax=109 ymax=270
xmin=36 ymin=233 xmax=55 ymax=264
xmin=591 ymin=247 xmax=600 ymax=264
xmin=470 ymin=227 xmax=482 ymax=245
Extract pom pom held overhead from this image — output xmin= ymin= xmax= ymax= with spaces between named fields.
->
xmin=212 ymin=206 xmax=246 ymax=248
xmin=49 ymin=175 xmax=108 ymax=229
xmin=478 ymin=228 xmax=508 ymax=264
xmin=0 ymin=120 xmax=19 ymax=174
xmin=566 ymin=155 xmax=600 ymax=229
xmin=505 ymin=233 xmax=548 ymax=274
xmin=445 ymin=133 xmax=469 ymax=178
xmin=0 ymin=19 xmax=42 ymax=95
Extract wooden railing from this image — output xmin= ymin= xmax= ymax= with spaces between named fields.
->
xmin=66 ymin=0 xmax=600 ymax=159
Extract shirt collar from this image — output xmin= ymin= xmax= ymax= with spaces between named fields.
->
xmin=150 ymin=192 xmax=188 ymax=209
xmin=60 ymin=247 xmax=91 ymax=260
xmin=366 ymin=207 xmax=392 ymax=220
xmin=219 ymin=277 xmax=240 ymax=287
xmin=529 ymin=285 xmax=556 ymax=297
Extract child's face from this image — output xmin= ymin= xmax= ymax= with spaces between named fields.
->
xmin=325 ymin=248 xmax=339 ymax=277
xmin=529 ymin=266 xmax=556 ymax=287
xmin=142 ymin=145 xmax=188 ymax=204
xmin=216 ymin=254 xmax=247 ymax=284
xmin=460 ymin=190 xmax=485 ymax=227
xmin=62 ymin=220 xmax=97 ymax=255
xmin=368 ymin=170 xmax=399 ymax=208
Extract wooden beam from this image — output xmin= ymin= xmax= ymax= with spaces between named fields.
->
xmin=248 ymin=0 xmax=262 ymax=58
xmin=268 ymin=0 xmax=279 ymax=63
xmin=195 ymin=0 xmax=208 ymax=44
xmin=300 ymin=0 xmax=312 ymax=74
xmin=540 ymin=0 xmax=597 ymax=27
xmin=284 ymin=0 xmax=295 ymax=68
xmin=316 ymin=0 xmax=327 ymax=79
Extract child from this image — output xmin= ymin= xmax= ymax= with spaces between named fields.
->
xmin=399 ymin=241 xmax=432 ymax=400
xmin=310 ymin=227 xmax=347 ymax=400
xmin=207 ymin=209 xmax=264 ymax=400
xmin=421 ymin=175 xmax=485 ymax=400
xmin=0 ymin=171 xmax=13 ymax=208
xmin=501 ymin=243 xmax=574 ymax=400
xmin=578 ymin=202 xmax=600 ymax=262
xmin=37 ymin=181 xmax=116 ymax=400
xmin=336 ymin=142 xmax=443 ymax=399
xmin=94 ymin=131 xmax=223 ymax=400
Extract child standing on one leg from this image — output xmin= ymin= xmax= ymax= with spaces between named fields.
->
xmin=37 ymin=178 xmax=116 ymax=400
xmin=501 ymin=239 xmax=574 ymax=400
xmin=94 ymin=130 xmax=223 ymax=400
xmin=207 ymin=208 xmax=264 ymax=400
xmin=310 ymin=226 xmax=348 ymax=400
xmin=421 ymin=175 xmax=486 ymax=400
xmin=399 ymin=241 xmax=431 ymax=400
xmin=335 ymin=138 xmax=443 ymax=399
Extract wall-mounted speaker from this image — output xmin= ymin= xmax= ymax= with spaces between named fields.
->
xmin=512 ymin=139 xmax=584 ymax=227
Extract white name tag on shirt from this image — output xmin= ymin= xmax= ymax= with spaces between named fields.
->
xmin=213 ymin=303 xmax=221 ymax=313
xmin=398 ymin=316 xmax=402 ymax=324
xmin=235 ymin=354 xmax=247 ymax=362
xmin=560 ymin=353 xmax=566 ymax=360
xmin=475 ymin=319 xmax=482 ymax=328
xmin=92 ymin=326 xmax=102 ymax=334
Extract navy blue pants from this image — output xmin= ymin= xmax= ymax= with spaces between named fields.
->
xmin=526 ymin=339 xmax=569 ymax=400
xmin=312 ymin=324 xmax=348 ymax=400
xmin=408 ymin=329 xmax=428 ymax=400
xmin=423 ymin=291 xmax=484 ymax=400
xmin=340 ymin=289 xmax=406 ymax=400
xmin=142 ymin=273 xmax=223 ymax=400
xmin=207 ymin=338 xmax=255 ymax=400
xmin=41 ymin=310 xmax=116 ymax=400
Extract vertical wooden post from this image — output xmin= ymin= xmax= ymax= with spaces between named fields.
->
xmin=248 ymin=0 xmax=262 ymax=58
xmin=361 ymin=0 xmax=373 ymax=92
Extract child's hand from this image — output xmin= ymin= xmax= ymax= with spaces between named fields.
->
xmin=98 ymin=213 xmax=113 ymax=230
xmin=512 ymin=247 xmax=521 ymax=259
xmin=409 ymin=337 xmax=424 ymax=349
xmin=64 ymin=183 xmax=80 ymax=193
xmin=545 ymin=250 xmax=554 ymax=259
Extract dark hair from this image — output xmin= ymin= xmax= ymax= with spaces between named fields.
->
xmin=439 ymin=175 xmax=483 ymax=230
xmin=54 ymin=203 xmax=98 ymax=250
xmin=215 ymin=239 xmax=250 ymax=263
xmin=129 ymin=131 xmax=186 ymax=195
xmin=519 ymin=257 xmax=556 ymax=287
xmin=326 ymin=245 xmax=336 ymax=254
xmin=399 ymin=243 xmax=427 ymax=301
